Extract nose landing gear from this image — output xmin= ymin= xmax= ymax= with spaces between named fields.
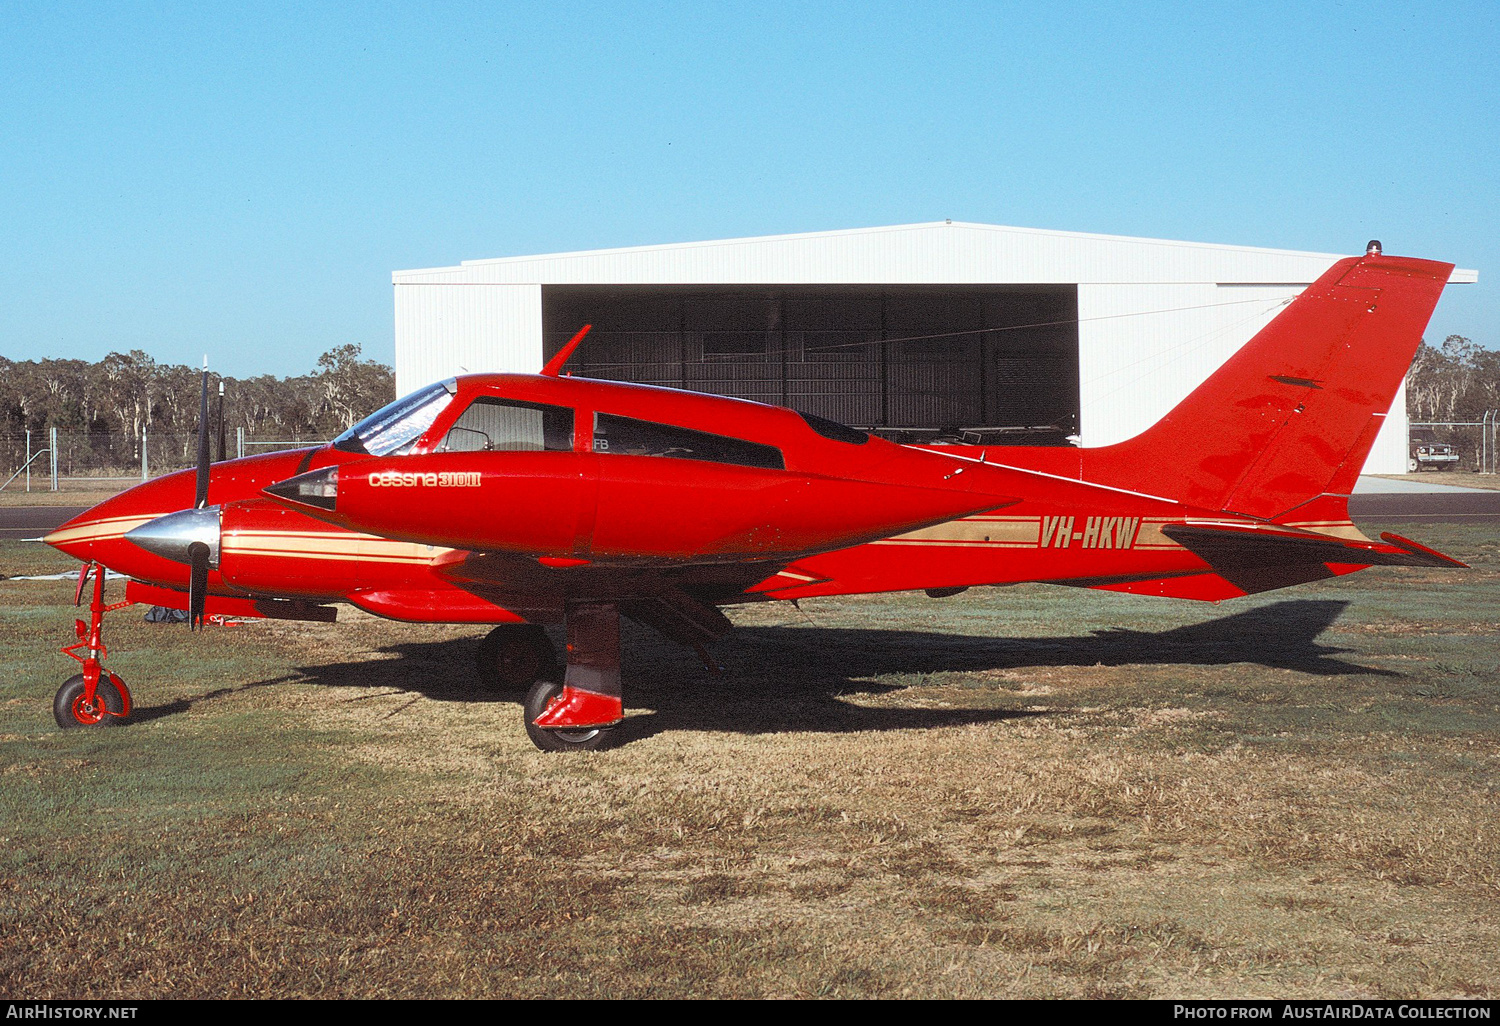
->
xmin=55 ymin=562 xmax=135 ymax=729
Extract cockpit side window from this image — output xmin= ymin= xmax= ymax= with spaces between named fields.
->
xmin=797 ymin=410 xmax=869 ymax=445
xmin=332 ymin=380 xmax=455 ymax=456
xmin=442 ymin=398 xmax=574 ymax=452
xmin=593 ymin=413 xmax=784 ymax=470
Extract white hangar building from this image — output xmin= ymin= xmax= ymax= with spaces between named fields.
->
xmin=392 ymin=222 xmax=1478 ymax=475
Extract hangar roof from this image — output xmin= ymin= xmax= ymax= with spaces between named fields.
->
xmin=394 ymin=221 xmax=1478 ymax=287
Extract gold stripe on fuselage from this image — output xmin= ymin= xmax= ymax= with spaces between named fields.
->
xmin=224 ymin=530 xmax=450 ymax=565
xmin=877 ymin=515 xmax=1039 ymax=548
xmin=43 ymin=516 xmax=157 ymax=547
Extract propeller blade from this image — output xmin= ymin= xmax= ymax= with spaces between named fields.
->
xmin=194 ymin=365 xmax=210 ymax=509
xmin=187 ymin=542 xmax=209 ymax=631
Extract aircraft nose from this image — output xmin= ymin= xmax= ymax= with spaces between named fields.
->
xmin=44 ymin=510 xmax=163 ymax=564
xmin=124 ymin=507 xmax=222 ymax=567
xmin=43 ymin=473 xmax=197 ymax=565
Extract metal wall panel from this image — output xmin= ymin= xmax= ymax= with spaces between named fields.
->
xmin=1078 ymin=282 xmax=1409 ymax=474
xmin=1078 ymin=283 xmax=1300 ymax=446
xmin=394 ymin=283 xmax=542 ymax=392
xmin=1366 ymin=381 xmax=1408 ymax=476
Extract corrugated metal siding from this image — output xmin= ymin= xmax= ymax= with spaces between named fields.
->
xmin=394 ymin=283 xmax=542 ymax=392
xmin=541 ymin=285 xmax=1079 ymax=431
xmin=1078 ymin=281 xmax=1410 ymax=475
xmin=1078 ymin=283 xmax=1305 ymax=446
xmin=1366 ymin=381 xmax=1407 ymax=476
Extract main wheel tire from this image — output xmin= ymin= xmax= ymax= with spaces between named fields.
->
xmin=522 ymin=679 xmax=614 ymax=752
xmin=476 ymin=625 xmax=557 ymax=690
xmin=1408 ymin=457 xmax=1420 ymax=472
xmin=54 ymin=673 xmax=127 ymax=729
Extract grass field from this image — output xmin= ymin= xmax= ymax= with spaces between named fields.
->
xmin=0 ymin=524 xmax=1496 ymax=999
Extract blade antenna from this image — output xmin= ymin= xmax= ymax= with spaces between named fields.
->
xmin=540 ymin=324 xmax=592 ymax=377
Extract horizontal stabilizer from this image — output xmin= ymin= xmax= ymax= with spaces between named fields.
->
xmin=1060 ymin=522 xmax=1464 ymax=601
xmin=1161 ymin=522 xmax=1467 ymax=569
xmin=1374 ymin=531 xmax=1468 ymax=568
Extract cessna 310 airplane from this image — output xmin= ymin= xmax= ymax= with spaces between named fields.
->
xmin=43 ymin=251 xmax=1465 ymax=750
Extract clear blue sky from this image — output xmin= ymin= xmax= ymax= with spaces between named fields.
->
xmin=2 ymin=1 xmax=1495 ymax=379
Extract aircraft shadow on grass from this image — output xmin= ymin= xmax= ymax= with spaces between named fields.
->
xmin=127 ymin=596 xmax=1389 ymax=737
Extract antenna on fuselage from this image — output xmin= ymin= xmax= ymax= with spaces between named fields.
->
xmin=540 ymin=324 xmax=592 ymax=377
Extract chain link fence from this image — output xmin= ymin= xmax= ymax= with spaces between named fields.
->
xmin=1409 ymin=417 xmax=1500 ymax=475
xmin=1 ymin=429 xmax=328 ymax=493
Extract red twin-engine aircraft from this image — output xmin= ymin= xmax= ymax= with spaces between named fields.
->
xmin=45 ymin=253 xmax=1465 ymax=750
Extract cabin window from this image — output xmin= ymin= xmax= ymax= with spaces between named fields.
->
xmin=333 ymin=380 xmax=456 ymax=456
xmin=798 ymin=411 xmax=869 ymax=445
xmin=593 ymin=413 xmax=784 ymax=470
xmin=442 ymin=398 xmax=574 ymax=452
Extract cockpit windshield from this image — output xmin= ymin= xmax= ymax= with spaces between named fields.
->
xmin=332 ymin=379 xmax=456 ymax=456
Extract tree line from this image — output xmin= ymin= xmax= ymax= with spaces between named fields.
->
xmin=1406 ymin=335 xmax=1500 ymax=424
xmin=0 ymin=345 xmax=395 ymax=447
xmin=3 ymin=335 xmax=1496 ymax=469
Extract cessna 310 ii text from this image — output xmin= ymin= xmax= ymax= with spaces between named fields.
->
xmin=44 ymin=252 xmax=1465 ymax=750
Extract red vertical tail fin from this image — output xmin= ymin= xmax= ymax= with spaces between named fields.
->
xmin=1086 ymin=254 xmax=1454 ymax=520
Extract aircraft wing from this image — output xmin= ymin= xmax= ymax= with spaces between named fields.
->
xmin=425 ymin=547 xmax=766 ymax=644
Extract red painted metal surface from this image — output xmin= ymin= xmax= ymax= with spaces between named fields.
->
xmin=59 ymin=563 xmax=134 ymax=720
xmin=531 ymin=686 xmax=625 ymax=729
xmin=41 ymin=253 xmax=1464 ymax=736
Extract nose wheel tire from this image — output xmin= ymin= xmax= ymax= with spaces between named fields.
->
xmin=523 ymin=679 xmax=613 ymax=752
xmin=54 ymin=673 xmax=128 ymax=729
xmin=476 ymin=625 xmax=558 ymax=690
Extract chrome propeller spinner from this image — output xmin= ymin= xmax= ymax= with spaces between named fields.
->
xmin=124 ymin=506 xmax=221 ymax=569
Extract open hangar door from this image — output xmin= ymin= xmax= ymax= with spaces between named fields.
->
xmin=542 ymin=284 xmax=1080 ymax=445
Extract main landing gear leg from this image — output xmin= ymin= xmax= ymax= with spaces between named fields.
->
xmin=55 ymin=562 xmax=134 ymax=729
xmin=523 ymin=601 xmax=622 ymax=752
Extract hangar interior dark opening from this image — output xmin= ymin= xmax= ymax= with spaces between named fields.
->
xmin=542 ymin=285 xmax=1079 ymax=444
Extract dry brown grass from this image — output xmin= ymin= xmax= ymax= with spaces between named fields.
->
xmin=0 ymin=525 xmax=1496 ymax=999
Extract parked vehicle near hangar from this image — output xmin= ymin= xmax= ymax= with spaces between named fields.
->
xmin=44 ymin=252 xmax=1465 ymax=750
xmin=1409 ymin=429 xmax=1460 ymax=472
